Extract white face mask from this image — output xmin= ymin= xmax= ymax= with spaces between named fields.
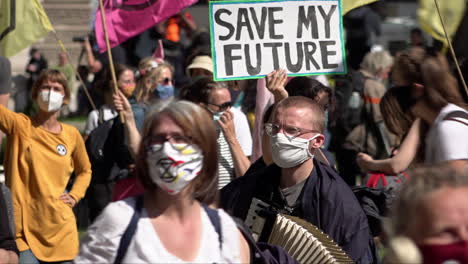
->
xmin=37 ymin=90 xmax=64 ymax=112
xmin=270 ymin=133 xmax=321 ymax=168
xmin=146 ymin=142 xmax=204 ymax=195
xmin=213 ymin=111 xmax=225 ymax=121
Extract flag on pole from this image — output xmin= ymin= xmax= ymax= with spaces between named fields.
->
xmin=152 ymin=39 xmax=164 ymax=61
xmin=0 ymin=0 xmax=53 ymax=58
xmin=342 ymin=0 xmax=379 ymax=15
xmin=95 ymin=0 xmax=198 ymax=53
xmin=418 ymin=0 xmax=466 ymax=44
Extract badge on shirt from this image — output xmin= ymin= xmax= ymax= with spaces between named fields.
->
xmin=56 ymin=144 xmax=67 ymax=156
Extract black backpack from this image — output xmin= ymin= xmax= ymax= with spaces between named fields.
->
xmin=331 ymin=71 xmax=367 ymax=137
xmin=85 ymin=111 xmax=114 ymax=166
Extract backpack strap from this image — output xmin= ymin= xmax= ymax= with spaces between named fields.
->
xmin=443 ymin=110 xmax=468 ymax=126
xmin=97 ymin=107 xmax=105 ymax=125
xmin=114 ymin=195 xmax=144 ymax=264
xmin=201 ymin=204 xmax=223 ymax=250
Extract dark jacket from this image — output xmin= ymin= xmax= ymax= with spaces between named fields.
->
xmin=0 ymin=185 xmax=18 ymax=254
xmin=221 ymin=159 xmax=375 ymax=263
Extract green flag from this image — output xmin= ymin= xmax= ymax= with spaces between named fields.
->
xmin=0 ymin=0 xmax=53 ymax=57
xmin=418 ymin=0 xmax=466 ymax=44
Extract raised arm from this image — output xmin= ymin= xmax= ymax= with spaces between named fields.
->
xmin=266 ymin=69 xmax=288 ymax=103
xmin=218 ymin=110 xmax=251 ymax=178
xmin=83 ymin=38 xmax=103 ymax=74
xmin=113 ymin=91 xmax=141 ymax=157
xmin=357 ymin=118 xmax=422 ymax=174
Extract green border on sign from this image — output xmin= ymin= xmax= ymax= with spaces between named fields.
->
xmin=209 ymin=0 xmax=347 ymax=81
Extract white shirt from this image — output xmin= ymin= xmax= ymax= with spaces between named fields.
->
xmin=218 ymin=130 xmax=235 ymax=189
xmin=75 ymin=197 xmax=242 ymax=264
xmin=425 ymin=104 xmax=468 ymax=164
xmin=84 ymin=105 xmax=118 ymax=135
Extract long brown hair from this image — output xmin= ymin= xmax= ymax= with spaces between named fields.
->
xmin=380 ymin=86 xmax=415 ymax=137
xmin=394 ymin=48 xmax=466 ymax=113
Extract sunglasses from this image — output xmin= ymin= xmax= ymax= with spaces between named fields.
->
xmin=208 ymin=102 xmax=232 ymax=112
xmin=161 ymin=77 xmax=172 ymax=85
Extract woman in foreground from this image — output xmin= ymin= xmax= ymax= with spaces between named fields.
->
xmin=76 ymin=98 xmax=249 ymax=263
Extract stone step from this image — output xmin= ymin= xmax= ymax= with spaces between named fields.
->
xmin=44 ymin=5 xmax=92 ymax=27
xmin=34 ymin=43 xmax=85 ymax=67
xmin=42 ymin=27 xmax=90 ymax=46
xmin=44 ymin=0 xmax=89 ymax=4
xmin=37 ymin=1 xmax=92 ymax=68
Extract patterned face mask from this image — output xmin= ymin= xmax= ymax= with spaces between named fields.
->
xmin=146 ymin=142 xmax=203 ymax=195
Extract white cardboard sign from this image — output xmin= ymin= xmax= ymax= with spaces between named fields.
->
xmin=209 ymin=0 xmax=346 ymax=81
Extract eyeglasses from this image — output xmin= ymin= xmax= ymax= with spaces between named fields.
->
xmin=161 ymin=77 xmax=172 ymax=85
xmin=263 ymin=123 xmax=319 ymax=139
xmin=208 ymin=102 xmax=232 ymax=112
xmin=146 ymin=134 xmax=192 ymax=152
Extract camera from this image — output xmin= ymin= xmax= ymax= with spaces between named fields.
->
xmin=72 ymin=33 xmax=95 ymax=43
xmin=72 ymin=36 xmax=86 ymax=43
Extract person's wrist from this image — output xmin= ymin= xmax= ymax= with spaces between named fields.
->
xmin=124 ymin=112 xmax=136 ymax=124
xmin=225 ymin=134 xmax=238 ymax=145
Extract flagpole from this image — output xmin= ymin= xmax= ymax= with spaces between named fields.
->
xmin=434 ymin=0 xmax=468 ymax=96
xmin=39 ymin=0 xmax=97 ymax=110
xmin=52 ymin=33 xmax=97 ymax=111
xmin=35 ymin=0 xmax=97 ymax=111
xmin=98 ymin=0 xmax=125 ymax=123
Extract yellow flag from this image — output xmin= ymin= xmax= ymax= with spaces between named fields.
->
xmin=342 ymin=0 xmax=379 ymax=15
xmin=418 ymin=0 xmax=466 ymax=43
xmin=0 ymin=0 xmax=53 ymax=57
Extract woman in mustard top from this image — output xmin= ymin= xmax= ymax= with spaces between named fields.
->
xmin=0 ymin=70 xmax=91 ymax=263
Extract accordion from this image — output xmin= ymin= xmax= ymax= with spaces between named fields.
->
xmin=245 ymin=198 xmax=353 ymax=264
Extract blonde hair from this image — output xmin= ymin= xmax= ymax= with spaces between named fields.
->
xmin=134 ymin=63 xmax=174 ymax=103
xmin=274 ymin=96 xmax=325 ymax=133
xmin=360 ymin=50 xmax=393 ymax=76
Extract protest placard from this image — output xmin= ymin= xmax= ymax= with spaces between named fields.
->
xmin=209 ymin=0 xmax=346 ymax=81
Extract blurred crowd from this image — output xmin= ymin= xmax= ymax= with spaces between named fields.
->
xmin=0 ymin=6 xmax=467 ymax=264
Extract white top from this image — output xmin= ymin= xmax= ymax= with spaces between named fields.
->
xmin=425 ymin=104 xmax=468 ymax=164
xmin=232 ymin=107 xmax=253 ymax=156
xmin=75 ymin=197 xmax=242 ymax=264
xmin=218 ymin=130 xmax=235 ymax=189
xmin=84 ymin=105 xmax=118 ymax=135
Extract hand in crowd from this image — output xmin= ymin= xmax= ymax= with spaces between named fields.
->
xmin=266 ymin=69 xmax=288 ymax=102
xmin=26 ymin=64 xmax=38 ymax=73
xmin=356 ymin=152 xmax=374 ymax=172
xmin=83 ymin=37 xmax=92 ymax=53
xmin=113 ymin=90 xmax=134 ymax=121
xmin=218 ymin=110 xmax=237 ymax=142
xmin=0 ymin=249 xmax=18 ymax=264
xmin=59 ymin=192 xmax=76 ymax=207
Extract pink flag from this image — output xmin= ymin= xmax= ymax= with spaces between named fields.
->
xmin=152 ymin=39 xmax=165 ymax=60
xmin=95 ymin=0 xmax=198 ymax=53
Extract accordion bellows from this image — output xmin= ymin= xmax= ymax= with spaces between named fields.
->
xmin=246 ymin=198 xmax=353 ymax=264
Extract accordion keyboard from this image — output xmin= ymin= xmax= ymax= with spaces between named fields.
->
xmin=245 ymin=198 xmax=354 ymax=264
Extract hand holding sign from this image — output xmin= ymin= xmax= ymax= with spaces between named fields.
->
xmin=266 ymin=69 xmax=288 ymax=102
xmin=210 ymin=0 xmax=346 ymax=81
